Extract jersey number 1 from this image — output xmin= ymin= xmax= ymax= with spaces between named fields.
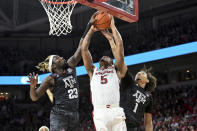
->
xmin=101 ymin=75 xmax=108 ymax=84
xmin=133 ymin=103 xmax=138 ymax=113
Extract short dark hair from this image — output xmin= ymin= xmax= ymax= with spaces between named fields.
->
xmin=109 ymin=57 xmax=113 ymax=65
xmin=141 ymin=66 xmax=157 ymax=92
xmin=100 ymin=56 xmax=113 ymax=65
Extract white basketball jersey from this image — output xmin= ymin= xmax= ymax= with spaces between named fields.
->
xmin=90 ymin=65 xmax=120 ymax=105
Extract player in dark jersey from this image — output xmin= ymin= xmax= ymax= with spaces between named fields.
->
xmin=28 ymin=15 xmax=96 ymax=130
xmin=120 ymin=67 xmax=157 ymax=131
xmin=28 ymin=38 xmax=83 ymax=131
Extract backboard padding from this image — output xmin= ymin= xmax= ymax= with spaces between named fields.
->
xmin=76 ymin=0 xmax=138 ymax=23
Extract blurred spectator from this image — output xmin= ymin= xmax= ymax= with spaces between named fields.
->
xmin=152 ymin=84 xmax=197 ymax=130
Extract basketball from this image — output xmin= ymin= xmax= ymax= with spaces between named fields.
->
xmin=94 ymin=12 xmax=112 ymax=31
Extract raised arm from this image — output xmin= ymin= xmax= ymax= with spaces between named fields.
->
xmin=103 ymin=17 xmax=127 ymax=78
xmin=101 ymin=30 xmax=116 ymax=58
xmin=28 ymin=72 xmax=54 ymax=101
xmin=81 ymin=26 xmax=95 ymax=80
xmin=68 ymin=12 xmax=98 ymax=68
xmin=67 ymin=38 xmax=83 ymax=68
xmin=81 ymin=12 xmax=98 ymax=80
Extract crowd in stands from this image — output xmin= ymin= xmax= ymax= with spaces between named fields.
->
xmin=0 ymin=95 xmax=51 ymax=131
xmin=152 ymin=84 xmax=197 ymax=131
xmin=123 ymin=17 xmax=197 ymax=55
xmin=0 ymin=16 xmax=197 ymax=76
xmin=0 ymin=47 xmax=68 ymax=76
xmin=0 ymin=81 xmax=197 ymax=130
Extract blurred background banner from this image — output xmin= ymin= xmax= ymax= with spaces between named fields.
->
xmin=0 ymin=41 xmax=196 ymax=85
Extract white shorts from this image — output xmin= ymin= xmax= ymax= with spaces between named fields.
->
xmin=93 ymin=105 xmax=127 ymax=131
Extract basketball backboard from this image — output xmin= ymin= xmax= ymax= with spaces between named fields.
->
xmin=76 ymin=0 xmax=138 ymax=23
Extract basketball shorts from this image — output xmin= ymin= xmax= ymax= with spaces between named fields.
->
xmin=126 ymin=124 xmax=141 ymax=131
xmin=93 ymin=105 xmax=127 ymax=131
xmin=50 ymin=107 xmax=80 ymax=131
xmin=125 ymin=113 xmax=141 ymax=131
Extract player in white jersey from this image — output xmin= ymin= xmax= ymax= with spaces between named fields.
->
xmin=81 ymin=13 xmax=128 ymax=131
xmin=91 ymin=65 xmax=120 ymax=105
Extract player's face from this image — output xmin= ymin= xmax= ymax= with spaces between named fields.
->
xmin=135 ymin=71 xmax=149 ymax=84
xmin=52 ymin=55 xmax=66 ymax=69
xmin=99 ymin=56 xmax=112 ymax=68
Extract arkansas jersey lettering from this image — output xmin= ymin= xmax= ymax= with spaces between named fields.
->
xmin=90 ymin=66 xmax=120 ymax=105
xmin=95 ymin=70 xmax=114 ymax=75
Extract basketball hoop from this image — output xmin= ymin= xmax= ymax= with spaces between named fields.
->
xmin=39 ymin=0 xmax=77 ymax=36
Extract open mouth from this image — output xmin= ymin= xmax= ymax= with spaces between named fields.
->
xmin=136 ymin=78 xmax=141 ymax=81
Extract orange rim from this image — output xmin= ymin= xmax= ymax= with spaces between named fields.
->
xmin=42 ymin=0 xmax=77 ymax=4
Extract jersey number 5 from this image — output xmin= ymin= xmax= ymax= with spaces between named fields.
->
xmin=101 ymin=75 xmax=108 ymax=84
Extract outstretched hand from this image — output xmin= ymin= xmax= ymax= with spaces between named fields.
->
xmin=101 ymin=29 xmax=113 ymax=41
xmin=27 ymin=72 xmax=38 ymax=88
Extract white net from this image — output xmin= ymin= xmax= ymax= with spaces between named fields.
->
xmin=39 ymin=0 xmax=77 ymax=36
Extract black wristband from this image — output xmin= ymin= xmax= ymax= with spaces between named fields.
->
xmin=82 ymin=22 xmax=93 ymax=38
